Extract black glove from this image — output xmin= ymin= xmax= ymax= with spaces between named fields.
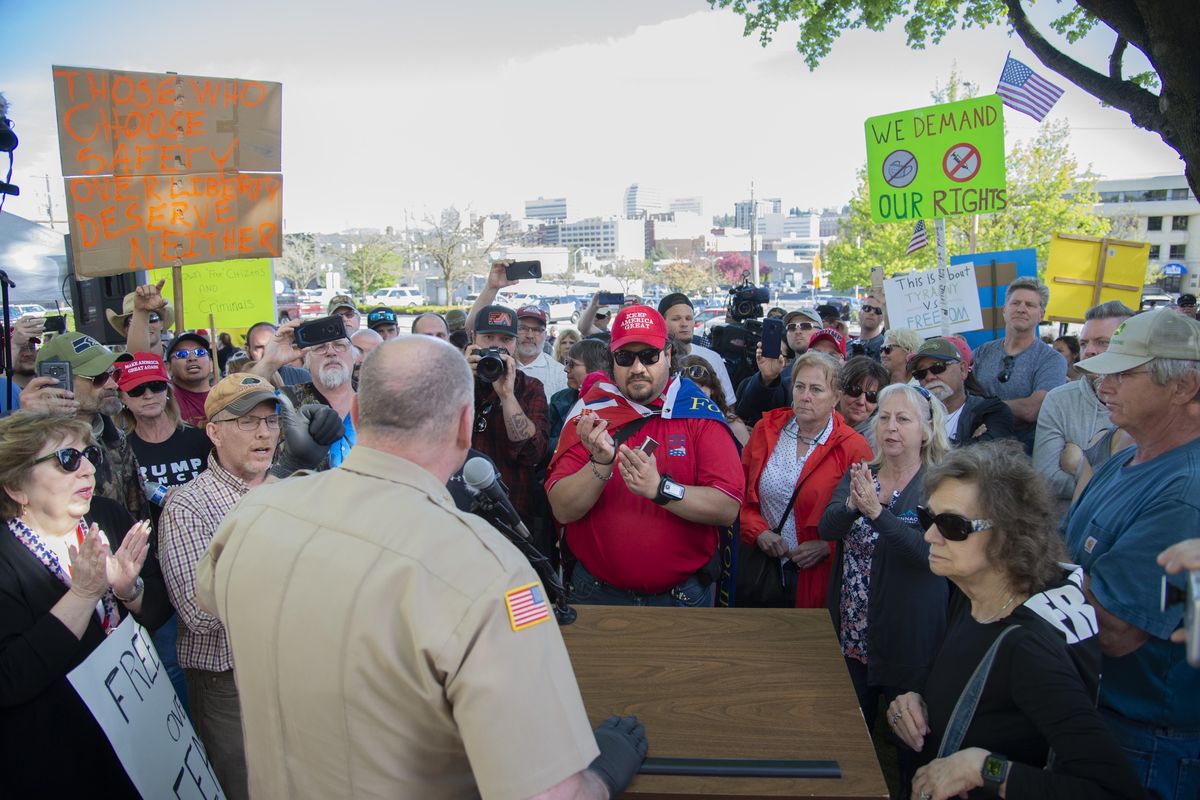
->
xmin=269 ymin=402 xmax=344 ymax=478
xmin=588 ymin=715 xmax=648 ymax=798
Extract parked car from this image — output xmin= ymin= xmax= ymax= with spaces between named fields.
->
xmin=365 ymin=286 xmax=424 ymax=307
xmin=297 ymin=292 xmax=326 ymax=318
xmin=694 ymin=307 xmax=725 ymax=330
xmin=276 ymin=292 xmax=301 ymax=322
xmin=10 ymin=303 xmax=48 ymax=318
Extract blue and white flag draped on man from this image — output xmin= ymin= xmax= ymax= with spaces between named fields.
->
xmin=996 ymin=54 xmax=1065 ymax=122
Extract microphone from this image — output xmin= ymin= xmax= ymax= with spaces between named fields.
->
xmin=462 ymin=457 xmax=532 ymax=540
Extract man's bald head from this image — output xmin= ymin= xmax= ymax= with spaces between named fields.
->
xmin=357 ymin=335 xmax=472 ymax=443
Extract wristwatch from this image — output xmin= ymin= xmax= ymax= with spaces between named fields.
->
xmin=114 ymin=576 xmax=145 ymax=604
xmin=980 ymin=752 xmax=1010 ymax=796
xmin=653 ymin=474 xmax=686 ymax=506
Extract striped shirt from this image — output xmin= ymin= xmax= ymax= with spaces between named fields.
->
xmin=160 ymin=452 xmax=251 ymax=671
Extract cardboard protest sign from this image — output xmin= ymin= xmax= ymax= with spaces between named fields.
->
xmin=882 ymin=263 xmax=985 ymax=336
xmin=52 ymin=66 xmax=282 ymax=278
xmin=68 ymin=616 xmax=225 ymax=799
xmin=865 ymin=96 xmax=1006 ymax=224
xmin=149 ymin=258 xmax=275 ymax=330
xmin=949 ymin=247 xmax=1038 ymax=349
xmin=1044 ymin=234 xmax=1147 ymax=323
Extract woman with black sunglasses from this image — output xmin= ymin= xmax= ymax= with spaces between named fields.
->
xmin=0 ymin=411 xmax=172 ymax=796
xmin=887 ymin=440 xmax=1144 ymax=800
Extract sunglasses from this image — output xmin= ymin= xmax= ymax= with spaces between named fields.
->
xmin=683 ymin=364 xmax=712 ymax=381
xmin=91 ymin=368 xmax=121 ymax=386
xmin=33 ymin=444 xmax=104 ymax=472
xmin=881 ymin=344 xmax=905 ymax=355
xmin=998 ymin=355 xmax=1015 ymax=383
xmin=612 ymin=348 xmax=664 ymax=368
xmin=911 ymin=360 xmax=958 ymax=381
xmin=126 ymin=380 xmax=169 ymax=398
xmin=170 ymin=348 xmax=209 ymax=360
xmin=860 ymin=304 xmax=884 ymax=315
xmin=786 ymin=322 xmax=815 ymax=332
xmin=842 ymin=385 xmax=878 ymax=403
xmin=917 ymin=505 xmax=994 ymax=541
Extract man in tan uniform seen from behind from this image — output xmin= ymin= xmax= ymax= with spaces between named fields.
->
xmin=197 ymin=335 xmax=647 ymax=800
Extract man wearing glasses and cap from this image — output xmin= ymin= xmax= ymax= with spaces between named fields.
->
xmin=1063 ymin=310 xmax=1200 ymax=800
xmin=908 ymin=337 xmax=1014 ymax=445
xmin=32 ymin=332 xmax=147 ymax=521
xmin=735 ymin=306 xmax=823 ymax=425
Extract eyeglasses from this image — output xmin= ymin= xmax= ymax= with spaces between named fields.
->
xmin=91 ymin=368 xmax=121 ymax=386
xmin=683 ymin=364 xmax=712 ymax=381
xmin=786 ymin=322 xmax=815 ymax=332
xmin=170 ymin=348 xmax=209 ymax=360
xmin=997 ymin=355 xmax=1015 ymax=383
xmin=126 ymin=380 xmax=169 ymax=398
xmin=842 ymin=385 xmax=879 ymax=403
xmin=912 ymin=360 xmax=958 ymax=381
xmin=917 ymin=506 xmax=994 ymax=541
xmin=881 ymin=344 xmax=906 ymax=355
xmin=147 ymin=312 xmax=161 ymax=324
xmin=612 ymin=348 xmax=664 ymax=368
xmin=860 ymin=304 xmax=884 ymax=315
xmin=518 ymin=325 xmax=546 ymax=335
xmin=1098 ymin=367 xmax=1151 ymax=386
xmin=33 ymin=444 xmax=104 ymax=472
xmin=212 ymin=413 xmax=281 ymax=431
xmin=310 ymin=341 xmax=350 ymax=354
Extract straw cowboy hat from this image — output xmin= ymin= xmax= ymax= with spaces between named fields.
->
xmin=106 ymin=291 xmax=175 ymax=335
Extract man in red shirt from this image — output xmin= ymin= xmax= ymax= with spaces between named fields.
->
xmin=165 ymin=332 xmax=213 ymax=427
xmin=547 ymin=305 xmax=744 ymax=606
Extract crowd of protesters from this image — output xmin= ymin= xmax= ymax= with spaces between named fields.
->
xmin=0 ymin=269 xmax=1197 ymax=800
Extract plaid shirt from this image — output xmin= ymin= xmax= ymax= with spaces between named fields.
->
xmin=159 ymin=452 xmax=250 ymax=672
xmin=471 ymin=372 xmax=549 ymax=526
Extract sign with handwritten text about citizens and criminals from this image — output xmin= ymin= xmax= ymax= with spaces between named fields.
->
xmin=52 ymin=66 xmax=282 ymax=278
xmin=149 ymin=258 xmax=274 ymax=329
xmin=865 ymin=96 xmax=1006 ymax=224
xmin=882 ymin=264 xmax=985 ymax=336
xmin=68 ymin=616 xmax=226 ymax=800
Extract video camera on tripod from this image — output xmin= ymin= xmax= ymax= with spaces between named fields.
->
xmin=709 ymin=272 xmax=771 ymax=387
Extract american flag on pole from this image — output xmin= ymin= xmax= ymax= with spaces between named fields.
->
xmin=906 ymin=220 xmax=928 ymax=256
xmin=504 ymin=582 xmax=551 ymax=631
xmin=996 ymin=55 xmax=1065 ymax=121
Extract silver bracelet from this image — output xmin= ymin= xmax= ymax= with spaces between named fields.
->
xmin=113 ymin=576 xmax=144 ymax=604
xmin=590 ymin=461 xmax=613 ymax=482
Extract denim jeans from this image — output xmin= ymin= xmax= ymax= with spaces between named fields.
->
xmin=569 ymin=561 xmax=712 ymax=607
xmin=185 ymin=668 xmax=249 ymax=800
xmin=1101 ymin=707 xmax=1200 ymax=800
xmin=150 ymin=614 xmax=190 ymax=720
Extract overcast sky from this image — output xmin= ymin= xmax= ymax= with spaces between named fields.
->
xmin=2 ymin=0 xmax=1183 ymax=233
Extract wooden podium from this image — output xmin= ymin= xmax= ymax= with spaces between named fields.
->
xmin=561 ymin=607 xmax=888 ymax=800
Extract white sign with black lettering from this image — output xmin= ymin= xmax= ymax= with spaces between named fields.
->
xmin=68 ymin=616 xmax=225 ymax=799
xmin=882 ymin=263 xmax=985 ymax=336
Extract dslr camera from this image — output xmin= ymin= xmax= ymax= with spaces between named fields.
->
xmin=472 ymin=347 xmax=508 ymax=384
xmin=710 ymin=271 xmax=772 ymax=388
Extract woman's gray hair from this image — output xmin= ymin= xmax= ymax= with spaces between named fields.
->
xmin=883 ymin=327 xmax=922 ymax=353
xmin=870 ymin=384 xmax=950 ymax=468
xmin=791 ymin=350 xmax=843 ymax=394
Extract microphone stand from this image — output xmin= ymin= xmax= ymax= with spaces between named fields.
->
xmin=1 ymin=269 xmax=14 ymax=413
xmin=470 ymin=498 xmax=577 ymax=626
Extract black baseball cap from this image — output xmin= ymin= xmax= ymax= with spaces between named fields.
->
xmin=165 ymin=331 xmax=210 ymax=356
xmin=816 ymin=303 xmax=841 ymax=320
xmin=367 ymin=307 xmax=397 ymax=329
xmin=1178 ymin=294 xmax=1196 ymax=308
xmin=474 ymin=305 xmax=518 ymax=337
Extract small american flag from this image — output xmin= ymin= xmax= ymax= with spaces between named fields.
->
xmin=504 ymin=583 xmax=550 ymax=631
xmin=996 ymin=55 xmax=1064 ymax=122
xmin=906 ymin=220 xmax=928 ymax=255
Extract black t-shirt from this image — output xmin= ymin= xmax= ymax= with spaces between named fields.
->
xmin=128 ymin=426 xmax=213 ymax=526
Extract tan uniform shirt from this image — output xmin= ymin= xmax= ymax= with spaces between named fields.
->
xmin=196 ymin=446 xmax=598 ymax=800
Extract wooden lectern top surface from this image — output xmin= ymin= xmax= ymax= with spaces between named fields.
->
xmin=561 ymin=607 xmax=889 ymax=800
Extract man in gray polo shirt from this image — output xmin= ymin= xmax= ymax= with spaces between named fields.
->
xmin=971 ymin=277 xmax=1067 ymax=452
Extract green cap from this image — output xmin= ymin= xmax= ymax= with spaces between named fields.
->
xmin=1076 ymin=309 xmax=1200 ymax=375
xmin=34 ymin=332 xmax=118 ymax=377
xmin=445 ymin=309 xmax=467 ymax=331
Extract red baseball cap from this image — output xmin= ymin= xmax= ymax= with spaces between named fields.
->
xmin=516 ymin=304 xmax=548 ymax=325
xmin=116 ymin=352 xmax=169 ymax=392
xmin=809 ymin=328 xmax=846 ymax=358
xmin=610 ymin=305 xmax=668 ymax=352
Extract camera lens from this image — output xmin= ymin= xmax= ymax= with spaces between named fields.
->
xmin=477 ymin=351 xmax=504 ymax=384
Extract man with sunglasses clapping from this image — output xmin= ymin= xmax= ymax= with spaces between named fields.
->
xmin=907 ymin=337 xmax=1014 ymax=445
xmin=33 ymin=332 xmax=149 ymax=522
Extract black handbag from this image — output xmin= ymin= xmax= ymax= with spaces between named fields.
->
xmin=735 ymin=475 xmax=808 ymax=608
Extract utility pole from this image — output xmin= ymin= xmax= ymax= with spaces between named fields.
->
xmin=749 ymin=180 xmax=760 ymax=284
xmin=44 ymin=175 xmax=56 ymax=229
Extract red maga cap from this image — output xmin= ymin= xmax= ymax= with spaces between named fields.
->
xmin=610 ymin=305 xmax=668 ymax=352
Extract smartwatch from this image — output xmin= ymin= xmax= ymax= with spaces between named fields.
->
xmin=980 ymin=752 xmax=1009 ymax=795
xmin=653 ymin=474 xmax=686 ymax=506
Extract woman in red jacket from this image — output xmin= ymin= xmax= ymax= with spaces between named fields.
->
xmin=741 ymin=351 xmax=874 ymax=607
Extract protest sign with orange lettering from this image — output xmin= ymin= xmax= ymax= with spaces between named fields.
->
xmin=52 ymin=65 xmax=282 ymax=278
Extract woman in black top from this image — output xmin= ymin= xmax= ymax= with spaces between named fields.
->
xmin=887 ymin=440 xmax=1144 ymax=800
xmin=0 ymin=411 xmax=170 ymax=796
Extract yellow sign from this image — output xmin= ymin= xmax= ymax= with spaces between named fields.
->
xmin=149 ymin=258 xmax=275 ymax=334
xmin=1044 ymin=234 xmax=1147 ymax=323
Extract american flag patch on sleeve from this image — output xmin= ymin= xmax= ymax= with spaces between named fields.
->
xmin=504 ymin=582 xmax=551 ymax=631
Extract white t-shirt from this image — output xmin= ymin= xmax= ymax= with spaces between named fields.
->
xmin=517 ymin=350 xmax=568 ymax=401
xmin=944 ymin=404 xmax=964 ymax=441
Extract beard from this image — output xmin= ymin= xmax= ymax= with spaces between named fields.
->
xmin=516 ymin=340 xmax=541 ymax=360
xmin=317 ymin=362 xmax=351 ymax=390
xmin=98 ymin=395 xmax=125 ymax=417
xmin=924 ymin=381 xmax=953 ymax=401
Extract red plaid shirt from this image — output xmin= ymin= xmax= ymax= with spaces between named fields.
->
xmin=471 ymin=372 xmax=549 ymax=526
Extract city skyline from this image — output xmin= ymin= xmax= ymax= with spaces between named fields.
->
xmin=2 ymin=1 xmax=1184 ymax=234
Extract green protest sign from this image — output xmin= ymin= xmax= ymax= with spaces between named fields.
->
xmin=865 ymin=95 xmax=1006 ymax=224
